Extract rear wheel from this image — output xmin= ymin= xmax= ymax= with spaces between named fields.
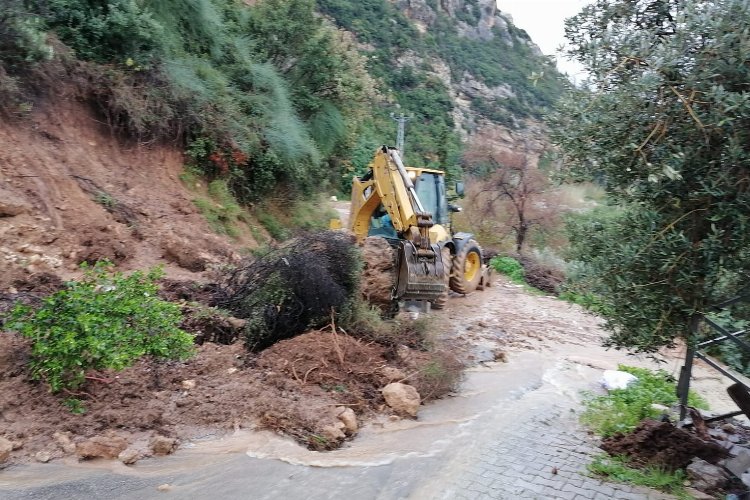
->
xmin=431 ymin=246 xmax=452 ymax=310
xmin=449 ymin=239 xmax=483 ymax=294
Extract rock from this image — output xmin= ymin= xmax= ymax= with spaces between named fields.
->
xmin=684 ymin=487 xmax=715 ymax=500
xmin=181 ymin=379 xmax=196 ymax=390
xmin=35 ymin=451 xmax=52 ymax=463
xmin=118 ymin=448 xmax=140 ymax=465
xmin=650 ymin=403 xmax=669 ymax=413
xmin=0 ymin=437 xmax=13 ymax=463
xmin=227 ymin=367 xmax=238 ymax=375
xmin=722 ymin=423 xmax=738 ymax=434
xmin=76 ymin=435 xmax=128 ymax=459
xmin=150 ymin=435 xmax=177 ymax=456
xmin=493 ymin=350 xmax=508 ymax=362
xmin=53 ymin=432 xmax=76 ymax=454
xmin=227 ymin=317 xmax=247 ymax=330
xmin=336 ymin=407 xmax=358 ymax=434
xmin=382 ymin=382 xmax=421 ymax=417
xmin=725 ymin=448 xmax=750 ymax=477
xmin=0 ymin=185 xmax=32 ymax=217
xmin=381 ymin=366 xmax=406 ymax=382
xmin=157 ymin=484 xmax=172 ymax=492
xmin=321 ymin=423 xmax=346 ymax=442
xmin=687 ymin=458 xmax=730 ymax=493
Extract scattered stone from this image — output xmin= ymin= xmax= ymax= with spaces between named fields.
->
xmin=684 ymin=487 xmax=715 ymax=500
xmin=381 ymin=366 xmax=406 ymax=382
xmin=53 ymin=432 xmax=76 ymax=454
xmin=722 ymin=423 xmax=738 ymax=434
xmin=382 ymin=382 xmax=421 ymax=417
xmin=0 ymin=437 xmax=13 ymax=463
xmin=725 ymin=449 xmax=750 ymax=477
xmin=321 ymin=423 xmax=346 ymax=442
xmin=226 ymin=317 xmax=247 ymax=330
xmin=35 ymin=451 xmax=52 ymax=463
xmin=181 ymin=379 xmax=196 ymax=390
xmin=150 ymin=435 xmax=178 ymax=456
xmin=118 ymin=448 xmax=140 ymax=465
xmin=650 ymin=403 xmax=669 ymax=413
xmin=157 ymin=484 xmax=172 ymax=492
xmin=227 ymin=367 xmax=238 ymax=375
xmin=687 ymin=458 xmax=730 ymax=494
xmin=76 ymin=435 xmax=128 ymax=459
xmin=336 ymin=407 xmax=358 ymax=434
xmin=493 ymin=350 xmax=508 ymax=363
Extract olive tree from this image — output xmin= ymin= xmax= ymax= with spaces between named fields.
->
xmin=551 ymin=0 xmax=750 ymax=353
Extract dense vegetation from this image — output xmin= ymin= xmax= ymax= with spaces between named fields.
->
xmin=553 ymin=0 xmax=750 ymax=353
xmin=0 ymin=0 xmax=563 ymax=204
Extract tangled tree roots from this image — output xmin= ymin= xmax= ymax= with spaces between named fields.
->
xmin=214 ymin=231 xmax=360 ymax=351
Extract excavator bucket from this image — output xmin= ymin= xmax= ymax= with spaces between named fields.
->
xmin=395 ymin=241 xmax=447 ymax=303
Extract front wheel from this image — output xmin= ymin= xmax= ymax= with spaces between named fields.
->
xmin=449 ymin=239 xmax=483 ymax=294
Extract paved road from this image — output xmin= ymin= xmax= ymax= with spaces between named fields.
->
xmin=1 ymin=345 xmax=672 ymax=500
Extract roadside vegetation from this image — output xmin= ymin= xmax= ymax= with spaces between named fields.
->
xmin=580 ymin=365 xmax=707 ymax=498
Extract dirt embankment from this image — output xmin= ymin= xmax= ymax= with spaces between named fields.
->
xmin=0 ymin=93 xmax=254 ymax=290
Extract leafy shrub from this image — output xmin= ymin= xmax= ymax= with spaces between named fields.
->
xmin=5 ymin=262 xmax=194 ymax=392
xmin=581 ymin=365 xmax=708 ymax=438
xmin=490 ymin=256 xmax=525 ymax=284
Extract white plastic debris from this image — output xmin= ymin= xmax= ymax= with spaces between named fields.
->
xmin=600 ymin=370 xmax=638 ymax=391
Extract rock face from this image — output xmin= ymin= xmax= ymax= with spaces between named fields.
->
xmin=382 ymin=382 xmax=421 ymax=417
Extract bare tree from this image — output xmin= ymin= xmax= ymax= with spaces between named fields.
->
xmin=464 ymin=142 xmax=557 ymax=254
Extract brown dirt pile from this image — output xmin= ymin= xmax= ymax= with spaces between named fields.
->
xmin=0 ymin=322 xmax=456 ymax=464
xmin=601 ymin=419 xmax=729 ymax=471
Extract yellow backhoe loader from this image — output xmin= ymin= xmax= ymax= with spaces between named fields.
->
xmin=348 ymin=145 xmax=490 ymax=310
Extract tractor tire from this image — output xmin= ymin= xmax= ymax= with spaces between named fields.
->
xmin=449 ymin=239 xmax=483 ymax=294
xmin=431 ymin=246 xmax=452 ymax=310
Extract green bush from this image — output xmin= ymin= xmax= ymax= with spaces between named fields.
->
xmin=490 ymin=256 xmax=525 ymax=284
xmin=5 ymin=262 xmax=194 ymax=392
xmin=581 ymin=365 xmax=708 ymax=438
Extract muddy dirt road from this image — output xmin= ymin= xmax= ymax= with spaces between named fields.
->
xmin=0 ymin=281 xmax=738 ymax=499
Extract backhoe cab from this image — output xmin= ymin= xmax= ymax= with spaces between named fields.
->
xmin=349 ymin=146 xmax=490 ymax=310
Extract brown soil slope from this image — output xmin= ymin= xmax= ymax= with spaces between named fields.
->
xmin=0 ymin=93 xmax=250 ymax=289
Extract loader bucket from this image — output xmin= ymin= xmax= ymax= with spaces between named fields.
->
xmin=395 ymin=241 xmax=447 ymax=303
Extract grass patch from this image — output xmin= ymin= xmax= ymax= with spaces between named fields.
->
xmin=256 ymin=209 xmax=289 ymax=241
xmin=581 ymin=365 xmax=709 ymax=438
xmin=191 ymin=179 xmax=245 ymax=238
xmin=559 ymin=290 xmax=611 ymax=315
xmin=588 ymin=454 xmax=690 ymax=498
xmin=490 ymin=256 xmax=525 ymax=284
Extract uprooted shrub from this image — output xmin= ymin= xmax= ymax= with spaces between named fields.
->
xmin=214 ymin=231 xmax=361 ymax=350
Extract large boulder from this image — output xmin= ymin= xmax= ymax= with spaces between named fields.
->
xmin=382 ymin=382 xmax=421 ymax=417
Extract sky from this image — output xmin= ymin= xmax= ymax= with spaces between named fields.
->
xmin=496 ymin=0 xmax=592 ymax=80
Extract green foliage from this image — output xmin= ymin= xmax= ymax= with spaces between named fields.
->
xmin=552 ymin=0 xmax=750 ymax=353
xmin=256 ymin=210 xmax=289 ymax=241
xmin=5 ymin=262 xmax=194 ymax=393
xmin=490 ymin=256 xmax=525 ymax=284
xmin=588 ymin=455 xmax=689 ymax=498
xmin=581 ymin=365 xmax=707 ymax=438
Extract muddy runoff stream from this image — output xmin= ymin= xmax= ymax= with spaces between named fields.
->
xmin=0 ymin=282 xmax=740 ymax=499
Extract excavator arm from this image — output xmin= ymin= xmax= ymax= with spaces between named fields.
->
xmin=349 ymin=146 xmax=446 ymax=304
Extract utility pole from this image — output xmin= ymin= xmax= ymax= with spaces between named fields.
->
xmin=390 ymin=112 xmax=410 ymax=157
